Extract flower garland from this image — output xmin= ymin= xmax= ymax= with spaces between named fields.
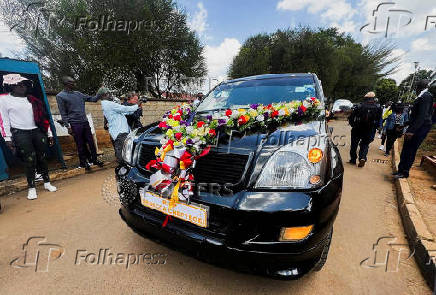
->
xmin=145 ymin=97 xmax=322 ymax=209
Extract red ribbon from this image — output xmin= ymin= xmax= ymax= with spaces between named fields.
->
xmin=162 ymin=215 xmax=172 ymax=227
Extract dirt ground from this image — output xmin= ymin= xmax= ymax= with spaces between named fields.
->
xmin=0 ymin=121 xmax=432 ymax=295
xmin=396 ymin=126 xmax=436 ymax=239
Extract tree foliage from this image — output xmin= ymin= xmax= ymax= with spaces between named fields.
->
xmin=399 ymin=69 xmax=434 ymax=94
xmin=375 ymin=78 xmax=399 ymax=105
xmin=228 ymin=27 xmax=400 ymax=102
xmin=0 ymin=0 xmax=207 ymax=96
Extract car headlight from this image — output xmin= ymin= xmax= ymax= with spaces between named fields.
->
xmin=122 ymin=129 xmax=139 ymax=165
xmin=255 ymin=143 xmax=326 ymax=189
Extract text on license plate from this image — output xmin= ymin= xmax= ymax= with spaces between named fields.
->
xmin=141 ymin=191 xmax=208 ymax=228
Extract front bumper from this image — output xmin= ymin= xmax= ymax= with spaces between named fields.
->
xmin=116 ymin=165 xmax=343 ymax=278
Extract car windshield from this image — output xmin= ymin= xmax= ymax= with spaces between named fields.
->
xmin=196 ymin=76 xmax=318 ymax=112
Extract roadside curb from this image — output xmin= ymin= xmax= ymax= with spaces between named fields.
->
xmin=0 ymin=162 xmax=117 ymax=198
xmin=392 ymin=141 xmax=436 ymax=291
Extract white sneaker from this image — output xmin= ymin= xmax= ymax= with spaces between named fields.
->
xmin=379 ymin=145 xmax=384 ymax=151
xmin=27 ymin=188 xmax=37 ymax=200
xmin=44 ymin=182 xmax=57 ymax=192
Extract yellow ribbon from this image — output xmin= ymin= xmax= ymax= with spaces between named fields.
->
xmin=169 ymin=179 xmax=181 ymax=209
xmin=160 ymin=144 xmax=174 ymax=161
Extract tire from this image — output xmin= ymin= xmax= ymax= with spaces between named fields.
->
xmin=313 ymin=228 xmax=333 ymax=271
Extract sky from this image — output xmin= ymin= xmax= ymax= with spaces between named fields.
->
xmin=1 ymin=0 xmax=435 ymax=87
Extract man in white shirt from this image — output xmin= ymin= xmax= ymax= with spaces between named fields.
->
xmin=0 ymin=74 xmax=57 ymax=200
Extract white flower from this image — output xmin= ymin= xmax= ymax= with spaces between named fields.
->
xmin=186 ymin=126 xmax=194 ymax=134
xmin=256 ymin=115 xmax=264 ymax=122
xmin=303 ymin=100 xmax=311 ymax=108
xmin=278 ymin=109 xmax=286 ymax=116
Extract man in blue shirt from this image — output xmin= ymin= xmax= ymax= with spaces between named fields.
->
xmin=100 ymin=90 xmax=140 ymax=162
xmin=56 ymin=76 xmax=104 ymax=170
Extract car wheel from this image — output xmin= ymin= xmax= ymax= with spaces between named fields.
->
xmin=313 ymin=228 xmax=333 ymax=271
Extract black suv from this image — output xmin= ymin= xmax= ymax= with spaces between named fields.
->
xmin=116 ymin=73 xmax=344 ymax=279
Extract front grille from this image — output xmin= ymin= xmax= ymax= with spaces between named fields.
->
xmin=193 ymin=152 xmax=249 ymax=185
xmin=137 ymin=143 xmax=250 ymax=185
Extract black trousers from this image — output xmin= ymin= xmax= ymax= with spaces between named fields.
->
xmin=113 ymin=133 xmax=128 ymax=163
xmin=385 ymin=129 xmax=398 ymax=154
xmin=70 ymin=122 xmax=97 ymax=166
xmin=11 ymin=128 xmax=50 ymax=188
xmin=350 ymin=128 xmax=374 ymax=162
xmin=398 ymin=124 xmax=432 ymax=177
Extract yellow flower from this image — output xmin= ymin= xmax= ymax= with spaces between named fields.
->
xmin=248 ymin=109 xmax=258 ymax=117
xmin=166 ymin=129 xmax=174 ymax=137
xmin=238 ymin=109 xmax=246 ymax=115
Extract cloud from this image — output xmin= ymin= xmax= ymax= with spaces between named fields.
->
xmin=204 ymin=38 xmax=241 ymax=80
xmin=188 ymin=2 xmax=208 ymax=38
xmin=0 ymin=21 xmax=24 ymax=57
xmin=277 ymin=0 xmax=355 ymax=22
xmin=411 ymin=37 xmax=436 ymax=51
xmin=331 ymin=20 xmax=357 ymax=33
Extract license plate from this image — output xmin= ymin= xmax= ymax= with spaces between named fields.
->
xmin=141 ymin=191 xmax=208 ymax=228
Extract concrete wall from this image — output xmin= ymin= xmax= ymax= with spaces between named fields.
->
xmin=46 ymin=94 xmax=189 ymax=149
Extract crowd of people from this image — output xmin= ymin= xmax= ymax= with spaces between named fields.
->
xmin=0 ymin=74 xmax=144 ymax=205
xmin=347 ymin=79 xmax=435 ymax=179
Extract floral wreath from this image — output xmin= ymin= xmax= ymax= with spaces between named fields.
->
xmin=144 ymin=97 xmax=322 ymax=219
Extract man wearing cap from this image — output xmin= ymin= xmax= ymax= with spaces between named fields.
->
xmin=394 ymin=79 xmax=435 ymax=178
xmin=56 ymin=76 xmax=104 ymax=170
xmin=348 ymin=91 xmax=383 ymax=167
xmin=0 ymin=74 xmax=57 ymax=200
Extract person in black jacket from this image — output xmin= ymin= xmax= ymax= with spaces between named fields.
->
xmin=348 ymin=92 xmax=383 ymax=167
xmin=394 ymin=79 xmax=435 ymax=178
xmin=122 ymin=92 xmax=143 ymax=129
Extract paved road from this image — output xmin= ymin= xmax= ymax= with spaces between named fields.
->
xmin=0 ymin=121 xmax=431 ymax=295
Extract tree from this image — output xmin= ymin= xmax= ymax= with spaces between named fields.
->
xmin=375 ymin=78 xmax=399 ymax=105
xmin=399 ymin=69 xmax=434 ymax=100
xmin=0 ymin=0 xmax=207 ymax=96
xmin=228 ymin=27 xmax=400 ymax=102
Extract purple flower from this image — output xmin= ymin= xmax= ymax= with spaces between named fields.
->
xmin=180 ymin=120 xmax=187 ymax=126
xmin=250 ymin=104 xmax=259 ymax=110
xmin=206 ymin=115 xmax=213 ymax=121
xmin=297 ymin=108 xmax=304 ymax=116
xmin=263 ymin=112 xmax=269 ymax=119
xmin=186 ymin=139 xmax=194 ymax=145
xmin=218 ymin=119 xmax=226 ymax=126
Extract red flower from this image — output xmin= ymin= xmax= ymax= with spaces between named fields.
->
xmin=209 ymin=129 xmax=216 ymax=137
xmin=300 ymin=105 xmax=307 ymax=113
xmin=238 ymin=115 xmax=248 ymax=125
xmin=225 ymin=109 xmax=232 ymax=116
xmin=310 ymin=97 xmax=316 ymax=101
xmin=197 ymin=121 xmax=205 ymax=128
xmin=173 ymin=114 xmax=181 ymax=121
xmin=267 ymin=104 xmax=273 ymax=109
xmin=177 ymin=109 xmax=183 ymax=115
xmin=175 ymin=133 xmax=183 ymax=140
xmin=271 ymin=110 xmax=279 ymax=118
xmin=158 ymin=121 xmax=167 ymax=128
xmin=168 ymin=114 xmax=173 ymax=119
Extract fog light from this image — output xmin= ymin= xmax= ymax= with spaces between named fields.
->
xmin=280 ymin=225 xmax=313 ymax=241
xmin=309 ymin=175 xmax=321 ymax=184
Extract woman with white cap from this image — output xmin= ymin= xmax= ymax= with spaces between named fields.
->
xmin=0 ymin=73 xmax=57 ymax=200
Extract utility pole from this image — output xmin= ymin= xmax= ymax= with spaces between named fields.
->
xmin=407 ymin=62 xmax=419 ymax=101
